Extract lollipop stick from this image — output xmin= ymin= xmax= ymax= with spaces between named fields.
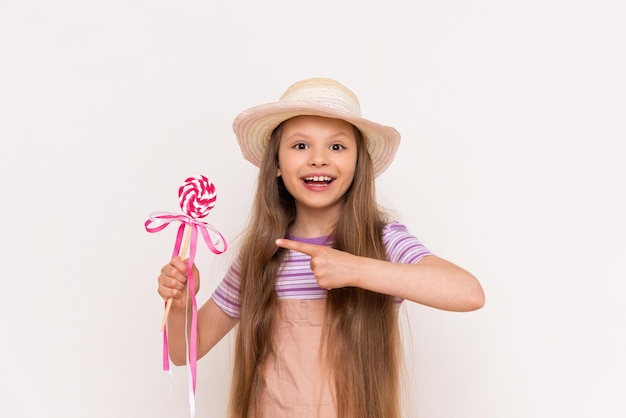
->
xmin=160 ymin=225 xmax=192 ymax=332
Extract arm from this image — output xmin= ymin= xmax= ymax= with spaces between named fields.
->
xmin=158 ymin=257 xmax=239 ymax=366
xmin=349 ymin=254 xmax=484 ymax=312
xmin=275 ymin=239 xmax=485 ymax=312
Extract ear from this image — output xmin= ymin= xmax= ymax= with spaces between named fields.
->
xmin=276 ymin=167 xmax=281 ymax=177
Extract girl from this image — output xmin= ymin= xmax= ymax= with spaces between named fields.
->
xmin=158 ymin=77 xmax=485 ymax=418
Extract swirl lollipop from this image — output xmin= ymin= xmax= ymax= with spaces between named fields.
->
xmin=179 ymin=174 xmax=217 ymax=219
xmin=145 ymin=174 xmax=228 ymax=411
xmin=158 ymin=175 xmax=219 ymax=329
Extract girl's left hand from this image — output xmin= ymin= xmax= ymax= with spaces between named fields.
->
xmin=275 ymin=238 xmax=357 ymax=290
xmin=276 ymin=238 xmax=485 ymax=311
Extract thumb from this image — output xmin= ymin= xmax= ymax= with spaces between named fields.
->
xmin=170 ymin=256 xmax=188 ymax=273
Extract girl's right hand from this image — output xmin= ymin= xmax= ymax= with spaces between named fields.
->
xmin=157 ymin=257 xmax=200 ymax=310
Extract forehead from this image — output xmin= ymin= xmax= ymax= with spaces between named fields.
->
xmin=281 ymin=115 xmax=357 ymax=137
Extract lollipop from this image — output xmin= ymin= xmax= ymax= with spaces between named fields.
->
xmin=179 ymin=174 xmax=217 ymax=219
xmin=145 ymin=174 xmax=227 ymax=415
xmin=159 ymin=175 xmax=219 ymax=330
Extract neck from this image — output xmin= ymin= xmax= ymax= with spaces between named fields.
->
xmin=289 ymin=206 xmax=340 ymax=238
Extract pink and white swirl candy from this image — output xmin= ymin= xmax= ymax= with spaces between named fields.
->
xmin=178 ymin=174 xmax=216 ymax=219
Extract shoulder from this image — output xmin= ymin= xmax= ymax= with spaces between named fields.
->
xmin=382 ymin=221 xmax=433 ymax=263
xmin=382 ymin=221 xmax=417 ymax=245
xmin=382 ymin=220 xmax=414 ymax=239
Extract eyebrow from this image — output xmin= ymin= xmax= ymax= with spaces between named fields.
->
xmin=283 ymin=130 xmax=353 ymax=142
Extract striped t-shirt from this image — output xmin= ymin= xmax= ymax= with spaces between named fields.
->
xmin=212 ymin=221 xmax=432 ymax=318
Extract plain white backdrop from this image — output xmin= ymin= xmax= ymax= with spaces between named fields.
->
xmin=1 ymin=1 xmax=624 ymax=417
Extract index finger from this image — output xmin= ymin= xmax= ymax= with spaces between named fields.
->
xmin=275 ymin=238 xmax=322 ymax=256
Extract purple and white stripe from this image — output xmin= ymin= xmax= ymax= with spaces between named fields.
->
xmin=212 ymin=221 xmax=432 ymax=318
xmin=382 ymin=221 xmax=432 ymax=265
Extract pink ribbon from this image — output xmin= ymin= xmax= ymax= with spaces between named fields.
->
xmin=145 ymin=211 xmax=227 ymax=411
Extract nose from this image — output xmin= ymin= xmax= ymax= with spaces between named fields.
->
xmin=308 ymin=147 xmax=329 ymax=167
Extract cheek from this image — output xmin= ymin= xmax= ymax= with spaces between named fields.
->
xmin=341 ymin=153 xmax=358 ymax=175
xmin=277 ymin=151 xmax=305 ymax=175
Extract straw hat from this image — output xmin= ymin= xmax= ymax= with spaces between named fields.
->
xmin=233 ymin=77 xmax=401 ymax=177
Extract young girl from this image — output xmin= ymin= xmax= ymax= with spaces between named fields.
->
xmin=157 ymin=77 xmax=485 ymax=418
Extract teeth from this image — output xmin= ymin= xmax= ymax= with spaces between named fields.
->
xmin=305 ymin=176 xmax=332 ymax=182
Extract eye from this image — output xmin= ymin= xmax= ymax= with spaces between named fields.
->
xmin=330 ymin=143 xmax=345 ymax=151
xmin=293 ymin=142 xmax=308 ymax=150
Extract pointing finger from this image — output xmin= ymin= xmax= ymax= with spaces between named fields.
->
xmin=275 ymin=238 xmax=320 ymax=256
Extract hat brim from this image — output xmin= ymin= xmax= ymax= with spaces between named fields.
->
xmin=233 ymin=101 xmax=400 ymax=177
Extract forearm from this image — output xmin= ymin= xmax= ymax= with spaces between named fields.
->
xmin=164 ymin=305 xmax=194 ymax=366
xmin=164 ymin=299 xmax=239 ymax=366
xmin=351 ymin=255 xmax=485 ymax=312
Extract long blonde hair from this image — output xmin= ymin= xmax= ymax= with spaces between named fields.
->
xmin=228 ymin=120 xmax=401 ymax=418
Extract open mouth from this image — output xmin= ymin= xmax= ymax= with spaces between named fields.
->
xmin=303 ymin=176 xmax=333 ymax=185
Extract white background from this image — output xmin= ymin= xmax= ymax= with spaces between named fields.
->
xmin=1 ymin=1 xmax=624 ymax=417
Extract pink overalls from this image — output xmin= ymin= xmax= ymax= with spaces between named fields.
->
xmin=258 ymin=299 xmax=337 ymax=418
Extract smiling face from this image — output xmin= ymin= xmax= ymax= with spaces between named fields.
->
xmin=277 ymin=115 xmax=358 ymax=221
